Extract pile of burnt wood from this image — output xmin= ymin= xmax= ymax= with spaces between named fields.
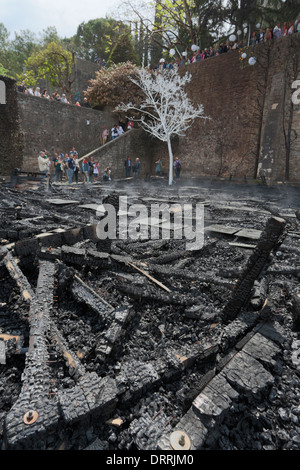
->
xmin=0 ymin=180 xmax=299 ymax=451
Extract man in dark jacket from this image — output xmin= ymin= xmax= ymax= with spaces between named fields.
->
xmin=125 ymin=156 xmax=132 ymax=177
xmin=66 ymin=153 xmax=76 ymax=184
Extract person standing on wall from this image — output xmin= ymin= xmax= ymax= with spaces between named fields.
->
xmin=101 ymin=126 xmax=109 ymax=145
xmin=111 ymin=125 xmax=119 ymax=140
xmin=117 ymin=124 xmax=124 ymax=136
xmin=88 ymin=157 xmax=95 ymax=182
xmin=127 ymin=120 xmax=134 ymax=130
xmin=62 ymin=153 xmax=69 ymax=181
xmin=93 ymin=161 xmax=100 ymax=182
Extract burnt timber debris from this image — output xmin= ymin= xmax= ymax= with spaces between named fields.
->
xmin=0 ymin=175 xmax=299 ymax=451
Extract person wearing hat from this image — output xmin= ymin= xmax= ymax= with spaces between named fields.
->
xmin=61 ymin=94 xmax=68 ymax=103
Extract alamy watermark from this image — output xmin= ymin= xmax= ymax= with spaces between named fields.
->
xmin=96 ymin=196 xmax=204 ymax=250
xmin=292 ymin=80 xmax=300 ymax=105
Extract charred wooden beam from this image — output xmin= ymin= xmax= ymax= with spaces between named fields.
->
xmin=222 ymin=217 xmax=286 ymax=323
xmin=94 ymin=305 xmax=135 ymax=362
xmin=3 ymin=260 xmax=58 ymax=450
xmin=148 ymin=264 xmax=235 ymax=289
xmin=28 ymin=259 xmax=56 ymax=353
xmin=117 ymin=282 xmax=195 ymax=306
xmin=0 ymin=248 xmax=35 ymax=303
xmin=71 ymin=274 xmax=115 ymax=319
xmin=128 ymin=262 xmax=171 ymax=292
xmin=49 ymin=322 xmax=85 ymax=379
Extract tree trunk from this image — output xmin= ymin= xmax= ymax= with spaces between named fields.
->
xmin=167 ymin=137 xmax=174 ymax=185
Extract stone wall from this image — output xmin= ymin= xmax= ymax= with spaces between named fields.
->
xmin=148 ymin=50 xmax=260 ymax=181
xmin=78 ymin=128 xmax=154 ymax=180
xmin=149 ymin=34 xmax=300 ymax=183
xmin=290 ymin=91 xmax=300 ymax=181
xmin=255 ymin=34 xmax=300 ymax=183
xmin=0 ymin=76 xmax=24 ymax=175
xmin=17 ymin=93 xmax=116 ymax=172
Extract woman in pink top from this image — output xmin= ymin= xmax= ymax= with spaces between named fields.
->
xmin=101 ymin=126 xmax=109 ymax=145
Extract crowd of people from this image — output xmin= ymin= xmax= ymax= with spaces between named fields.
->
xmin=17 ymin=82 xmax=91 ymax=107
xmin=37 ymin=145 xmax=182 ymax=184
xmin=153 ymin=16 xmax=300 ymax=69
xmin=94 ymin=57 xmax=107 ymax=68
xmin=35 ymin=119 xmax=139 ymax=185
xmin=37 ymin=147 xmax=112 ymax=184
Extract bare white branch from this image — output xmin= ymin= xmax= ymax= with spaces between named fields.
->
xmin=115 ymin=67 xmax=209 ymax=185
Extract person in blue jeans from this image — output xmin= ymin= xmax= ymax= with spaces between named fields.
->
xmin=66 ymin=153 xmax=76 ymax=184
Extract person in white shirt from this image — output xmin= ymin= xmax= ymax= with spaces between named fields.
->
xmin=38 ymin=151 xmax=49 ymax=178
xmin=61 ymin=94 xmax=69 ymax=103
xmin=117 ymin=125 xmax=124 ymax=136
xmin=111 ymin=125 xmax=119 ymax=139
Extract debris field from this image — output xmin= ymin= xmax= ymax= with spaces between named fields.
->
xmin=0 ymin=174 xmax=300 ymax=451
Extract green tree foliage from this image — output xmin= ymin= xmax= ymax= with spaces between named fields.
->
xmin=74 ymin=18 xmax=134 ymax=62
xmin=19 ymin=42 xmax=76 ymax=102
xmin=107 ymin=30 xmax=140 ymax=66
xmin=124 ymin=0 xmax=300 ymax=64
xmin=39 ymin=26 xmax=60 ymax=46
xmin=0 ymin=64 xmax=11 ymax=77
xmin=224 ymin=0 xmax=300 ymax=42
xmin=1 ymin=28 xmax=39 ymax=78
xmin=124 ymin=0 xmax=227 ymax=58
xmin=0 ymin=23 xmax=10 ymax=66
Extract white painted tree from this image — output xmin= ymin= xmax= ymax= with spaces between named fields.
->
xmin=115 ymin=67 xmax=209 ymax=185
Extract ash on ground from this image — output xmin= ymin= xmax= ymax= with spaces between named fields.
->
xmin=0 ymin=176 xmax=299 ymax=451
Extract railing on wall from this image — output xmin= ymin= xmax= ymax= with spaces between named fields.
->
xmin=78 ymin=129 xmax=134 ymax=162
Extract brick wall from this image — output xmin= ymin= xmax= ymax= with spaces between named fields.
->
xmin=79 ymin=128 xmax=154 ymax=179
xmin=0 ymin=76 xmax=24 ymax=175
xmin=150 ymin=51 xmax=260 ymax=180
xmin=17 ymin=93 xmax=116 ymax=172
xmin=150 ymin=34 xmax=300 ymax=183
xmin=290 ymin=102 xmax=300 ymax=180
xmin=256 ymin=35 xmax=300 ymax=183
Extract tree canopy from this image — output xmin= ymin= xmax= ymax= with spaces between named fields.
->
xmin=85 ymin=62 xmax=143 ymax=108
xmin=119 ymin=0 xmax=300 ymax=60
xmin=19 ymin=42 xmax=76 ymax=102
xmin=73 ymin=18 xmax=136 ymax=63
xmin=1 ymin=0 xmax=299 ymax=85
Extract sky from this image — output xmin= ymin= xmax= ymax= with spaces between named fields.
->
xmin=1 ymin=0 xmax=119 ymax=39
